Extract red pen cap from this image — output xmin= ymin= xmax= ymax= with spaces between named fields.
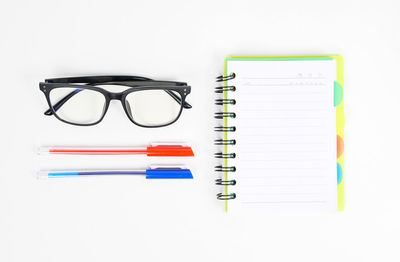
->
xmin=146 ymin=145 xmax=194 ymax=157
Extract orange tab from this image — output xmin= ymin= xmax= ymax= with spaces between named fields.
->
xmin=337 ymin=135 xmax=344 ymax=158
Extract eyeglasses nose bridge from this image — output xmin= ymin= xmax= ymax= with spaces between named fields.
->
xmin=108 ymin=92 xmax=123 ymax=100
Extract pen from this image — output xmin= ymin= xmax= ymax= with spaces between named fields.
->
xmin=38 ymin=143 xmax=194 ymax=157
xmin=38 ymin=166 xmax=193 ymax=179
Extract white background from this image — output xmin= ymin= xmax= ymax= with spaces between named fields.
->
xmin=1 ymin=0 xmax=399 ymax=261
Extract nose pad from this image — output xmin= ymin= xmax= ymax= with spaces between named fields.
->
xmin=125 ymin=100 xmax=133 ymax=117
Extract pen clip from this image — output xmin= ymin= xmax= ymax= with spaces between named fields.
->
xmin=147 ymin=144 xmax=194 ymax=157
xmin=149 ymin=164 xmax=187 ymax=170
xmin=150 ymin=142 xmax=188 ymax=147
xmin=145 ymin=166 xmax=193 ymax=179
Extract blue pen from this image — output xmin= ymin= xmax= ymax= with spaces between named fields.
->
xmin=38 ymin=166 xmax=193 ymax=179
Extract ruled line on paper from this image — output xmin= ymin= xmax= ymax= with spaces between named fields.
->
xmin=242 ymin=176 xmax=327 ymax=179
xmin=236 ymin=148 xmax=329 ymax=152
xmin=240 ymin=201 xmax=327 ymax=204
xmin=241 ymin=77 xmax=326 ymax=80
xmin=236 ymin=134 xmax=327 ymax=137
xmin=237 ymin=125 xmax=324 ymax=128
xmin=242 ymin=141 xmax=327 ymax=145
xmin=243 ymin=192 xmax=326 ymax=195
xmin=235 ymin=167 xmax=326 ymax=170
xmin=239 ymin=183 xmax=329 ymax=187
xmin=234 ymin=116 xmax=325 ymax=120
xmin=236 ymin=99 xmax=328 ymax=103
xmin=235 ymin=158 xmax=328 ymax=163
xmin=242 ymin=84 xmax=326 ymax=87
xmin=238 ymin=109 xmax=329 ymax=112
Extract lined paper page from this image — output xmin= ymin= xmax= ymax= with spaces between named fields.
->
xmin=226 ymin=59 xmax=337 ymax=212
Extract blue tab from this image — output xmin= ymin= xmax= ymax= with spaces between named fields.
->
xmin=145 ymin=169 xmax=193 ymax=179
xmin=337 ymin=163 xmax=343 ymax=184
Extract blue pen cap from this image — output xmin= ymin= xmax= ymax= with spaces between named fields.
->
xmin=145 ymin=168 xmax=193 ymax=179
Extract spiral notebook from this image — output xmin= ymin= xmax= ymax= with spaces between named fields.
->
xmin=215 ymin=56 xmax=344 ymax=212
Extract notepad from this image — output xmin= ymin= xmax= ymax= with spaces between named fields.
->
xmin=217 ymin=56 xmax=344 ymax=212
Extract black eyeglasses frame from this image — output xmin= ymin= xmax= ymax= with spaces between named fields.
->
xmin=39 ymin=75 xmax=192 ymax=128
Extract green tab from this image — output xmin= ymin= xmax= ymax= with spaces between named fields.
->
xmin=334 ymin=81 xmax=343 ymax=106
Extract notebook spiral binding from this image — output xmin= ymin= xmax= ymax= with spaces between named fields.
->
xmin=215 ymin=179 xmax=237 ymax=185
xmin=214 ymin=153 xmax=236 ymax=159
xmin=215 ymin=86 xmax=236 ymax=93
xmin=215 ymin=73 xmax=237 ymax=201
xmin=214 ymin=126 xmax=236 ymax=132
xmin=214 ymin=112 xmax=236 ymax=119
xmin=214 ymin=139 xmax=236 ymax=145
xmin=217 ymin=193 xmax=236 ymax=200
xmin=215 ymin=99 xmax=236 ymax=105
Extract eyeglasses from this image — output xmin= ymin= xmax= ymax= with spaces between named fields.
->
xmin=39 ymin=76 xmax=192 ymax=127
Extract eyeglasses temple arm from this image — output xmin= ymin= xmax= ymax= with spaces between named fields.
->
xmin=44 ymin=89 xmax=82 ymax=116
xmin=103 ymin=81 xmax=192 ymax=108
xmin=45 ymin=76 xmax=152 ymax=84
xmin=164 ymin=90 xmax=192 ymax=109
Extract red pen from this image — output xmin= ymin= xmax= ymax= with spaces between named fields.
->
xmin=38 ymin=143 xmax=194 ymax=157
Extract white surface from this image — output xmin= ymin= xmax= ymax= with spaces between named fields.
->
xmin=227 ymin=59 xmax=338 ymax=212
xmin=0 ymin=0 xmax=400 ymax=261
